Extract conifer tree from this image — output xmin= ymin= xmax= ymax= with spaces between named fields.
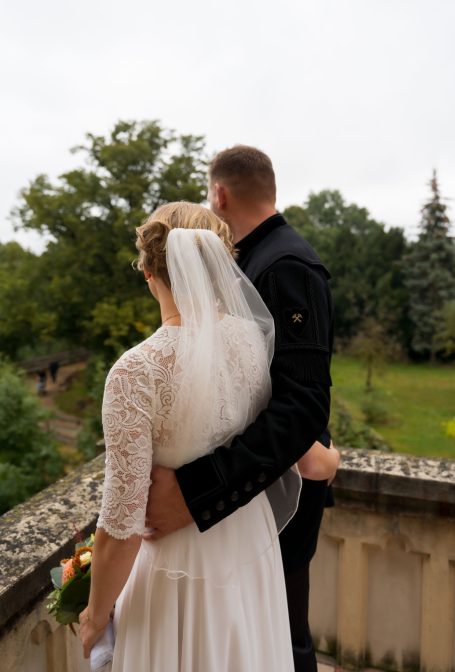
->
xmin=405 ymin=171 xmax=455 ymax=358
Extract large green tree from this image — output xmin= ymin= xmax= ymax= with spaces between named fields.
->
xmin=12 ymin=120 xmax=208 ymax=357
xmin=404 ymin=171 xmax=455 ymax=358
xmin=0 ymin=242 xmax=57 ymax=359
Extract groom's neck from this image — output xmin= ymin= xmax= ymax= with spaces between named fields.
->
xmin=229 ymin=205 xmax=277 ymax=244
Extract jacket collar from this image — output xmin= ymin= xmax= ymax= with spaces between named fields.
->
xmin=235 ymin=214 xmax=287 ymax=264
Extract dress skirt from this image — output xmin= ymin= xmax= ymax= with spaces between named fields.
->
xmin=111 ymin=492 xmax=294 ymax=672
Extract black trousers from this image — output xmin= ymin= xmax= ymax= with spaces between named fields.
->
xmin=284 ymin=564 xmax=317 ymax=672
xmin=280 ymin=479 xmax=330 ymax=672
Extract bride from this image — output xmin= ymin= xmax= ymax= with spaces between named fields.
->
xmin=78 ymin=202 xmax=337 ymax=671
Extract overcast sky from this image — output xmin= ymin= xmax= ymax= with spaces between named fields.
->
xmin=1 ymin=0 xmax=454 ymax=253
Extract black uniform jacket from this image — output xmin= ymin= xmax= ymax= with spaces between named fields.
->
xmin=176 ymin=214 xmax=334 ymax=569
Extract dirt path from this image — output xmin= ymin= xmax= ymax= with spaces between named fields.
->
xmin=28 ymin=363 xmax=86 ymax=448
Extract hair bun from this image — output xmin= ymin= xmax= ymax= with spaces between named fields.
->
xmin=135 ymin=202 xmax=235 ymax=287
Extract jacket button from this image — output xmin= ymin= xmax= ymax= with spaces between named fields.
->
xmin=257 ymin=472 xmax=267 ymax=483
xmin=216 ymin=500 xmax=225 ymax=511
xmin=201 ymin=510 xmax=211 ymax=521
xmin=244 ymin=481 xmax=253 ymax=492
xmin=230 ymin=491 xmax=240 ymax=502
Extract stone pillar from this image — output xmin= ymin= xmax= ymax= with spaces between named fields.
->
xmin=420 ymin=555 xmax=454 ymax=672
xmin=336 ymin=537 xmax=368 ymax=667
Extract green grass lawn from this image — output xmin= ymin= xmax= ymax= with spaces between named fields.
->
xmin=331 ymin=355 xmax=455 ymax=458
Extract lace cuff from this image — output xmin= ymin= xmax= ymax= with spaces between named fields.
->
xmin=97 ymin=351 xmax=154 ymax=540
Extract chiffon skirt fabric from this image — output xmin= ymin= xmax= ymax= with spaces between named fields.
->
xmin=111 ymin=492 xmax=294 ymax=672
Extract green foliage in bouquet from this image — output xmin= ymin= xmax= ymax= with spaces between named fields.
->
xmin=47 ymin=535 xmax=94 ymax=625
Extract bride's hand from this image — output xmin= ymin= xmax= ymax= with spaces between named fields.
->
xmin=78 ymin=607 xmax=108 ymax=658
xmin=143 ymin=466 xmax=193 ymax=540
xmin=297 ymin=440 xmax=340 ymax=482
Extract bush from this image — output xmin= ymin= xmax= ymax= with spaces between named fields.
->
xmin=330 ymin=398 xmax=392 ymax=452
xmin=76 ymin=356 xmax=111 ymax=460
xmin=0 ymin=360 xmax=64 ymax=513
xmin=0 ymin=463 xmax=30 ymax=513
xmin=444 ymin=418 xmax=455 ymax=439
xmin=361 ymin=390 xmax=391 ymax=425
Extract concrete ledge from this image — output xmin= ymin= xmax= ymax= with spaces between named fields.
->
xmin=334 ymin=448 xmax=455 ymax=516
xmin=0 ymin=448 xmax=454 ymax=639
xmin=0 ymin=455 xmax=105 ymax=635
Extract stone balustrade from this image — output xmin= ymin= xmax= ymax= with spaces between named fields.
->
xmin=0 ymin=449 xmax=454 ymax=672
xmin=310 ymin=450 xmax=455 ymax=672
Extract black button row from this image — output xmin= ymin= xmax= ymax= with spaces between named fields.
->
xmin=199 ymin=472 xmax=269 ymax=523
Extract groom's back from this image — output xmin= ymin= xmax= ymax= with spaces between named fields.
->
xmin=236 ymin=214 xmax=334 ymax=573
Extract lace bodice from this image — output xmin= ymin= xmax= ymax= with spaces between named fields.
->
xmin=97 ymin=316 xmax=271 ymax=539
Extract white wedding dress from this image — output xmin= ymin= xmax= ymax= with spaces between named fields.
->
xmin=97 ymin=315 xmax=295 ymax=671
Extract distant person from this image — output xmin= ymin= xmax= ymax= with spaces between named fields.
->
xmin=36 ymin=369 xmax=47 ymax=395
xmin=49 ymin=360 xmax=60 ymax=384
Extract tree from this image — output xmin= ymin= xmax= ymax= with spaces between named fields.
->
xmin=405 ymin=171 xmax=455 ymax=359
xmin=349 ymin=317 xmax=401 ymax=391
xmin=433 ymin=300 xmax=455 ymax=358
xmin=0 ymin=242 xmax=57 ymax=359
xmin=12 ymin=121 xmax=208 ymax=358
xmin=347 ymin=318 xmax=402 ymax=427
xmin=0 ymin=360 xmax=64 ymax=513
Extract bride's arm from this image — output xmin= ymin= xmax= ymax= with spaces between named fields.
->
xmin=80 ymin=530 xmax=142 ymax=657
xmin=79 ymin=351 xmax=154 ymax=657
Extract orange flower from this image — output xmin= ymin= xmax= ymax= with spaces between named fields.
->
xmin=62 ymin=559 xmax=75 ymax=585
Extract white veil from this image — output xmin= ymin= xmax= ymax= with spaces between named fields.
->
xmin=144 ymin=228 xmax=301 ymax=583
xmin=165 ymin=228 xmax=274 ymax=456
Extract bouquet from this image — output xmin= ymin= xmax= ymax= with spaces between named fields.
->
xmin=47 ymin=534 xmax=94 ymax=628
xmin=48 ymin=533 xmax=115 ymax=670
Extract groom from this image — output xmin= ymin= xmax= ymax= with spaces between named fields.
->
xmin=145 ymin=145 xmax=334 ymax=672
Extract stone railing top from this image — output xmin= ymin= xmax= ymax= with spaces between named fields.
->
xmin=0 ymin=454 xmax=105 ymax=634
xmin=335 ymin=447 xmax=455 ymax=514
xmin=0 ymin=447 xmax=454 ymax=634
xmin=339 ymin=447 xmax=455 ymax=482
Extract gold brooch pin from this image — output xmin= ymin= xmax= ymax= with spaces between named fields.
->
xmin=292 ymin=313 xmax=303 ymax=323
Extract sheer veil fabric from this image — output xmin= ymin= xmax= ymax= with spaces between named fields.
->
xmin=164 ymin=228 xmax=275 ymax=464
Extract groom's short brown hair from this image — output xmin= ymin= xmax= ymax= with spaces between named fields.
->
xmin=209 ymin=145 xmax=276 ymax=203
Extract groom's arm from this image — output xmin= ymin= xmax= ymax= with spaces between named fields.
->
xmin=175 ymin=257 xmax=333 ymax=532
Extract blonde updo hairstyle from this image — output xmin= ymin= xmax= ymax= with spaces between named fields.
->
xmin=135 ymin=202 xmax=236 ymax=288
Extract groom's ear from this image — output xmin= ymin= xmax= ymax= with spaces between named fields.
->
xmin=214 ymin=182 xmax=228 ymax=210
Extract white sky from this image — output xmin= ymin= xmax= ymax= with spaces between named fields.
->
xmin=1 ymin=0 xmax=454 ymax=253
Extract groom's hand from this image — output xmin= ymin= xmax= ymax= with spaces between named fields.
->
xmin=143 ymin=466 xmax=193 ymax=540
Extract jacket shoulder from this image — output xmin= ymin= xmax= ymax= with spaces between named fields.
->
xmin=242 ymin=223 xmax=330 ymax=283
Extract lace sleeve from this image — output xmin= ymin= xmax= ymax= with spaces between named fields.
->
xmin=97 ymin=349 xmax=154 ymax=540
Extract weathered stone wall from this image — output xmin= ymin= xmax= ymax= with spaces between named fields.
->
xmin=310 ymin=450 xmax=455 ymax=672
xmin=0 ymin=454 xmax=105 ymax=672
xmin=1 ymin=449 xmax=454 ymax=672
